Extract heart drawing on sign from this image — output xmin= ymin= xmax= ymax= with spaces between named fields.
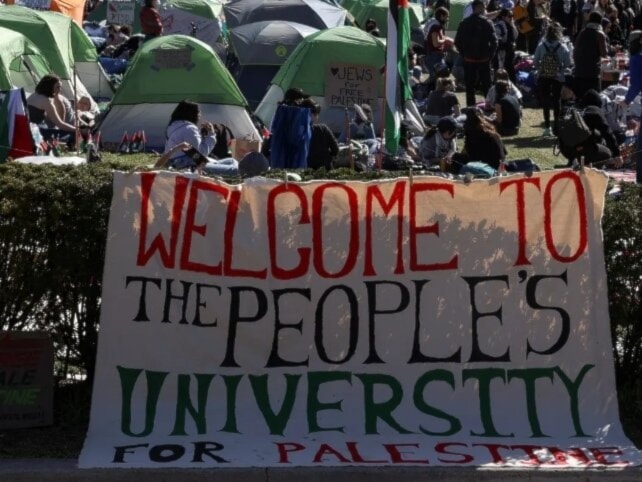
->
xmin=331 ymin=68 xmax=339 ymax=76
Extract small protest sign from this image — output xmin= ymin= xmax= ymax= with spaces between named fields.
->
xmin=325 ymin=62 xmax=378 ymax=107
xmin=0 ymin=332 xmax=53 ymax=429
xmin=107 ymin=0 xmax=136 ymax=25
xmin=151 ymin=47 xmax=195 ymax=71
xmin=13 ymin=0 xmax=51 ymax=9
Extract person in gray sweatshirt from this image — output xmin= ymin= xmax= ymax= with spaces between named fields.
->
xmin=533 ymin=22 xmax=573 ymax=136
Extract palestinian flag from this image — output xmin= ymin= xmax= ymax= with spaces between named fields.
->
xmin=0 ymin=89 xmax=34 ymax=161
xmin=385 ymin=0 xmax=412 ymax=154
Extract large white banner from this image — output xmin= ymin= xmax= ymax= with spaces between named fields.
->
xmin=80 ymin=170 xmax=641 ymax=468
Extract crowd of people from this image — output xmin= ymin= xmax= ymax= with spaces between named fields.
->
xmin=16 ymin=0 xmax=642 ymax=182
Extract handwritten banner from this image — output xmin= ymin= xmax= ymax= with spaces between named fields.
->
xmin=325 ymin=62 xmax=378 ymax=107
xmin=13 ymin=0 xmax=51 ymax=9
xmin=80 ymin=170 xmax=641 ymax=468
xmin=107 ymin=0 xmax=136 ymax=25
xmin=0 ymin=332 xmax=53 ymax=429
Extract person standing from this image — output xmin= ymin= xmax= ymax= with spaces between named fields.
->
xmin=619 ymin=30 xmax=642 ymax=183
xmin=140 ymin=0 xmax=163 ymax=42
xmin=533 ymin=23 xmax=573 ymax=136
xmin=550 ymin=0 xmax=578 ymax=37
xmin=526 ymin=0 xmax=549 ymax=53
xmin=455 ymin=0 xmax=498 ymax=106
xmin=424 ymin=7 xmax=453 ymax=80
xmin=302 ymin=99 xmax=339 ymax=170
xmin=573 ymin=11 xmax=608 ymax=99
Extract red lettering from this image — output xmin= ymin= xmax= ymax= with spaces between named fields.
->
xmin=223 ymin=190 xmax=267 ymax=278
xmin=383 ymin=443 xmax=429 ymax=464
xmin=499 ymin=178 xmax=541 ymax=266
xmin=472 ymin=443 xmax=510 ymax=464
xmin=312 ymin=443 xmax=351 ymax=463
xmin=137 ymin=173 xmax=188 ymax=268
xmin=312 ymin=183 xmax=359 ymax=278
xmin=435 ymin=442 xmax=474 ymax=464
xmin=544 ymin=172 xmax=588 ymax=262
xmin=275 ymin=442 xmax=305 ymax=463
xmin=364 ymin=182 xmax=406 ymax=276
xmin=346 ymin=441 xmax=387 ymax=463
xmin=547 ymin=446 xmax=591 ymax=465
xmin=510 ymin=444 xmax=546 ymax=465
xmin=179 ymin=180 xmax=227 ymax=275
xmin=409 ymin=183 xmax=457 ymax=272
xmin=588 ymin=447 xmax=630 ymax=466
xmin=267 ymin=185 xmax=311 ymax=280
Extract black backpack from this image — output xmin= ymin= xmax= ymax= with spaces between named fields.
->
xmin=538 ymin=43 xmax=561 ymax=78
xmin=557 ymin=108 xmax=592 ymax=148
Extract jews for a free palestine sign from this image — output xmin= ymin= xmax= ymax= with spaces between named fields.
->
xmin=80 ymin=170 xmax=641 ymax=468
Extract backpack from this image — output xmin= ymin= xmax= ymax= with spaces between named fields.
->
xmin=557 ymin=108 xmax=592 ymax=148
xmin=538 ymin=43 xmax=561 ymax=79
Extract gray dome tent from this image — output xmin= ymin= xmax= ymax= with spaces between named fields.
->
xmin=228 ymin=21 xmax=319 ymax=108
xmin=223 ymin=0 xmax=347 ymax=30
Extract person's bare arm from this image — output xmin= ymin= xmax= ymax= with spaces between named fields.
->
xmin=44 ymin=99 xmax=75 ymax=132
xmin=154 ymin=142 xmax=191 ymax=168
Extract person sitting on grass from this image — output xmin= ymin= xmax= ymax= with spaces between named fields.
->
xmin=424 ymin=77 xmax=462 ymax=125
xmin=492 ymin=79 xmax=522 ymax=136
xmin=452 ymin=107 xmax=507 ymax=170
xmin=419 ymin=116 xmax=458 ymax=168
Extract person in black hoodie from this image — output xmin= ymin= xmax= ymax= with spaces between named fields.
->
xmin=301 ymin=99 xmax=339 ymax=170
xmin=573 ymin=11 xmax=608 ymax=99
xmin=562 ymin=89 xmax=623 ymax=167
xmin=455 ymin=0 xmax=498 ymax=106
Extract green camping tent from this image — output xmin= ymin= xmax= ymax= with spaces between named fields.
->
xmin=88 ymin=0 xmax=223 ymax=46
xmin=111 ymin=34 xmax=245 ymax=105
xmin=0 ymin=6 xmax=113 ymax=99
xmin=256 ymin=26 xmax=386 ymax=134
xmin=0 ymin=6 xmax=94 ymax=80
xmin=0 ymin=27 xmax=51 ymax=92
xmin=350 ymin=0 xmax=424 ymax=35
xmin=100 ymin=35 xmax=258 ymax=150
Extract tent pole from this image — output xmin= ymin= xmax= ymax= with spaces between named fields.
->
xmin=73 ymin=64 xmax=80 ymax=153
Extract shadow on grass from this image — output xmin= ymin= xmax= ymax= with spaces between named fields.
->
xmin=504 ymin=135 xmax=557 ymax=149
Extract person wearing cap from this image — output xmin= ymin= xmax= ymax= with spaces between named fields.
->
xmin=281 ymin=87 xmax=310 ymax=106
xmin=455 ymin=0 xmax=498 ymax=107
xmin=419 ymin=116 xmax=458 ymax=168
xmin=574 ymin=11 xmax=609 ymax=99
xmin=619 ymin=29 xmax=642 ymax=182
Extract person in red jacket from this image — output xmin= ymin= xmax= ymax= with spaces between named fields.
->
xmin=140 ymin=0 xmax=163 ymax=41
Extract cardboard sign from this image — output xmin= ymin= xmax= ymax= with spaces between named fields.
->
xmin=0 ymin=332 xmax=53 ymax=429
xmin=325 ymin=62 xmax=378 ymax=107
xmin=80 ymin=170 xmax=642 ymax=468
xmin=151 ymin=47 xmax=194 ymax=71
xmin=230 ymin=137 xmax=261 ymax=160
xmin=107 ymin=0 xmax=136 ymax=25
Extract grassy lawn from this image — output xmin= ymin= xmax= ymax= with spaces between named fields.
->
xmin=99 ymin=102 xmax=564 ymax=171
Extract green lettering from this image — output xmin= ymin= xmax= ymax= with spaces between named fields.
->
xmin=413 ymin=369 xmax=462 ymax=436
xmin=507 ymin=368 xmax=555 ymax=437
xmin=307 ymin=371 xmax=351 ymax=433
xmin=554 ymin=364 xmax=594 ymax=437
xmin=171 ymin=373 xmax=215 ymax=436
xmin=463 ymin=368 xmax=513 ymax=437
xmin=118 ymin=366 xmax=168 ymax=437
xmin=221 ymin=375 xmax=242 ymax=434
xmin=356 ymin=373 xmax=412 ymax=435
xmin=250 ymin=374 xmax=300 ymax=435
